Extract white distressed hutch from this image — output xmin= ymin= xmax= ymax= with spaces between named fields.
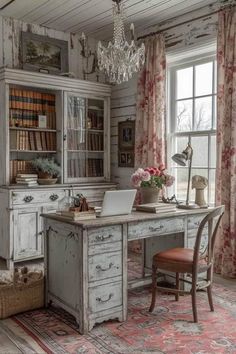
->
xmin=0 ymin=68 xmax=116 ymax=268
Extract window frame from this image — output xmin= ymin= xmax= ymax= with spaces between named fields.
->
xmin=167 ymin=53 xmax=217 ymax=205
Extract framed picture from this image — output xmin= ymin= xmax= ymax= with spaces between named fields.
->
xmin=21 ymin=32 xmax=69 ymax=74
xmin=118 ymin=121 xmax=135 ymax=150
xmin=118 ymin=152 xmax=134 ymax=167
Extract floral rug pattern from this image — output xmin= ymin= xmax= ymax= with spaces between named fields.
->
xmin=4 ymin=284 xmax=236 ymax=354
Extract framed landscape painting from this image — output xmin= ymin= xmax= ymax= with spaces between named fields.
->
xmin=22 ymin=32 xmax=69 ymax=74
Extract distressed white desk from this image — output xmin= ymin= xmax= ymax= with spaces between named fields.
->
xmin=42 ymin=208 xmax=213 ymax=334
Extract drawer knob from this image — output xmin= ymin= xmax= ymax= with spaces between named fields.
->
xmin=49 ymin=194 xmax=59 ymax=201
xmin=23 ymin=195 xmax=34 ymax=203
xmin=96 ymin=293 xmax=113 ymax=303
xmin=149 ymin=225 xmax=164 ymax=232
xmin=96 ymin=263 xmax=114 ymax=272
xmin=194 ymin=221 xmax=200 ymax=226
xmin=96 ymin=234 xmax=113 ymax=242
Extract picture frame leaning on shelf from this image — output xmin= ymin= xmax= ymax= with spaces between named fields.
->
xmin=21 ymin=31 xmax=69 ymax=74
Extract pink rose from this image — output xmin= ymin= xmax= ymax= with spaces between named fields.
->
xmin=142 ymin=171 xmax=150 ymax=182
xmin=164 ymin=174 xmax=175 ymax=187
xmin=149 ymin=168 xmax=155 ymax=175
xmin=136 ymin=168 xmax=145 ymax=176
xmin=131 ymin=173 xmax=141 ymax=187
xmin=155 ymin=168 xmax=161 ymax=176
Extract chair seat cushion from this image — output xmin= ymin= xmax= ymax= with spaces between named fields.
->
xmin=154 ymin=247 xmax=194 ymax=265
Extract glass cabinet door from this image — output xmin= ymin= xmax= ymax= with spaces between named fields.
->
xmin=64 ymin=93 xmax=105 ymax=182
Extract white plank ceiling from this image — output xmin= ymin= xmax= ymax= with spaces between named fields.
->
xmin=0 ymin=0 xmax=219 ymax=39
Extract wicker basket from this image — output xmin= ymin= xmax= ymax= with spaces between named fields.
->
xmin=0 ymin=272 xmax=44 ymax=319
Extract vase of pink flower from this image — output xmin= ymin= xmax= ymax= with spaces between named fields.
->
xmin=131 ymin=165 xmax=175 ymax=204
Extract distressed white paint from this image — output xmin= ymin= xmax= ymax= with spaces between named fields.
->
xmin=0 ymin=0 xmax=228 ymax=40
xmin=43 ymin=208 xmax=211 ymax=333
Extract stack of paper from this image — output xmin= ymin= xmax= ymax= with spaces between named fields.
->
xmin=136 ymin=202 xmax=176 ymax=213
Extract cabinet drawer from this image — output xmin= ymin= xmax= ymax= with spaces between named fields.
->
xmin=128 ymin=217 xmax=184 ymax=239
xmin=88 ymin=251 xmax=122 ymax=282
xmin=188 ymin=214 xmax=208 ymax=230
xmin=89 ymin=282 xmax=122 ymax=313
xmin=188 ymin=227 xmax=208 ymax=238
xmin=12 ymin=190 xmax=66 ymax=205
xmin=88 ymin=225 xmax=122 ymax=245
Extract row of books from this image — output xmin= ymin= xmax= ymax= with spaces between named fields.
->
xmin=88 ymin=159 xmax=103 ymax=177
xmin=10 ymin=130 xmax=57 ymax=151
xmin=10 ymin=160 xmax=36 ymax=183
xmin=67 ymin=158 xmax=103 ymax=178
xmin=10 ymin=89 xmax=56 ymax=112
xmin=15 ymin=174 xmax=38 ymax=186
xmin=9 ymin=109 xmax=56 ymax=129
xmin=87 ymin=132 xmax=103 ymax=151
xmin=88 ymin=111 xmax=104 ymax=130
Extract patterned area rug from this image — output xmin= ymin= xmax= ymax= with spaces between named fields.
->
xmin=1 ymin=284 xmax=236 ymax=354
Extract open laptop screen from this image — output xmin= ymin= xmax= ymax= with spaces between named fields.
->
xmin=98 ymin=190 xmax=136 ymax=217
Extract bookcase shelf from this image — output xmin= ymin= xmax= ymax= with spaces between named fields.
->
xmin=10 ymin=127 xmax=57 ymax=133
xmin=10 ymin=150 xmax=57 ymax=153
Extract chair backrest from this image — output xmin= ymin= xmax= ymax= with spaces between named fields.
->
xmin=193 ymin=206 xmax=225 ymax=270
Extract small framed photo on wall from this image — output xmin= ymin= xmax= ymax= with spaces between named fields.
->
xmin=118 ymin=121 xmax=135 ymax=150
xmin=118 ymin=120 xmax=135 ymax=167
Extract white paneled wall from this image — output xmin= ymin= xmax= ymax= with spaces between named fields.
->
xmin=111 ymin=75 xmax=138 ymax=189
xmin=0 ymin=15 xmax=104 ymax=83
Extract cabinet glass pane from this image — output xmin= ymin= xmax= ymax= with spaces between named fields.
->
xmin=68 ymin=152 xmax=86 ymax=178
xmin=66 ymin=95 xmax=105 ymax=180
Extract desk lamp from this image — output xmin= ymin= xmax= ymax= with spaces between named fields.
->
xmin=172 ymin=142 xmax=199 ymax=209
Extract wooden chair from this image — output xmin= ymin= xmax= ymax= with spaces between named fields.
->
xmin=149 ymin=206 xmax=225 ymax=322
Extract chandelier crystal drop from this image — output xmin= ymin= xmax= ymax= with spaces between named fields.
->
xmin=97 ymin=0 xmax=145 ymax=84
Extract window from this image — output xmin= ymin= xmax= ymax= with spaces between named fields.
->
xmin=168 ymin=56 xmax=217 ymax=205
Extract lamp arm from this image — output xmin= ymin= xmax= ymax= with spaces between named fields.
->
xmin=186 ymin=149 xmax=193 ymax=205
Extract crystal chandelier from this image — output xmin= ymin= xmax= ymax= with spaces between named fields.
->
xmin=97 ymin=0 xmax=145 ymax=84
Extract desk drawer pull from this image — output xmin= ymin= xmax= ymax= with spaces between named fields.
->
xmin=194 ymin=221 xmax=201 ymax=226
xmin=149 ymin=225 xmax=164 ymax=232
xmin=96 ymin=234 xmax=113 ymax=242
xmin=96 ymin=263 xmax=114 ymax=272
xmin=23 ymin=195 xmax=34 ymax=203
xmin=49 ymin=194 xmax=59 ymax=201
xmin=96 ymin=293 xmax=113 ymax=303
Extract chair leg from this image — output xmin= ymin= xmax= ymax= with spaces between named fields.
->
xmin=149 ymin=263 xmax=158 ymax=312
xmin=191 ymin=275 xmax=198 ymax=323
xmin=207 ymin=268 xmax=214 ymax=311
xmin=175 ymin=272 xmax=180 ymax=301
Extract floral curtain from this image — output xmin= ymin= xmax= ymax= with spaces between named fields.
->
xmin=135 ymin=34 xmax=166 ymax=168
xmin=214 ymin=8 xmax=236 ymax=278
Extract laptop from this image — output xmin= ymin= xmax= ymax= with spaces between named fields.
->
xmin=96 ymin=190 xmax=137 ymax=217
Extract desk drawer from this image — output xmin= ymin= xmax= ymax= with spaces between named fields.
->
xmin=128 ymin=217 xmax=184 ymax=239
xmin=188 ymin=214 xmax=208 ymax=230
xmin=89 ymin=281 xmax=122 ymax=313
xmin=88 ymin=251 xmax=122 ymax=282
xmin=88 ymin=225 xmax=122 ymax=245
xmin=12 ymin=190 xmax=66 ymax=205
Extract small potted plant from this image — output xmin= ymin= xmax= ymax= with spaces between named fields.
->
xmin=31 ymin=158 xmax=61 ymax=184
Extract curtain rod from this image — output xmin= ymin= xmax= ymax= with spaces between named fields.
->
xmin=137 ymin=3 xmax=235 ymax=41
